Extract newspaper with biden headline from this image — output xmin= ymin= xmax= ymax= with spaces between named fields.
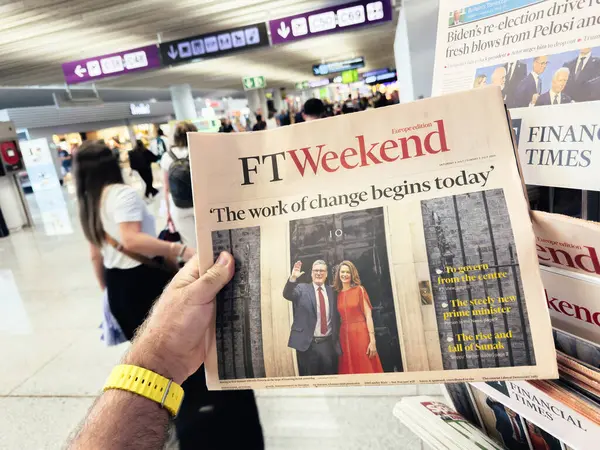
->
xmin=188 ymin=86 xmax=557 ymax=390
xmin=432 ymin=0 xmax=600 ymax=191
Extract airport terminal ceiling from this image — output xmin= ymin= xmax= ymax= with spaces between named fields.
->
xmin=0 ymin=0 xmax=401 ymax=90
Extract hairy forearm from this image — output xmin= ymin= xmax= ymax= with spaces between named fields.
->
xmin=69 ymin=339 xmax=181 ymax=450
xmin=69 ymin=388 xmax=169 ymax=450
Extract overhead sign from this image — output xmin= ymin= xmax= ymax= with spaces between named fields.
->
xmin=295 ymin=81 xmax=310 ymax=90
xmin=313 ymin=57 xmax=365 ymax=76
xmin=242 ymin=76 xmax=267 ymax=90
xmin=160 ymin=23 xmax=269 ymax=66
xmin=130 ymin=103 xmax=151 ymax=115
xmin=62 ymin=45 xmax=161 ymax=85
xmin=341 ymin=69 xmax=359 ymax=84
xmin=269 ymin=0 xmax=393 ymax=45
xmin=363 ymin=68 xmax=397 ymax=85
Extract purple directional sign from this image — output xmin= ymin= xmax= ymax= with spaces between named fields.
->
xmin=269 ymin=0 xmax=393 ymax=45
xmin=62 ymin=45 xmax=162 ymax=85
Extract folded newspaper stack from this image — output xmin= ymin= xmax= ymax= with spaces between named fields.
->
xmin=443 ymin=382 xmax=580 ymax=450
xmin=393 ymin=396 xmax=503 ymax=450
xmin=189 ymin=86 xmax=557 ymax=390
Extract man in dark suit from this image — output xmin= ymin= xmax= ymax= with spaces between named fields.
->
xmin=536 ymin=67 xmax=574 ymax=106
xmin=513 ymin=55 xmax=549 ymax=108
xmin=563 ymin=48 xmax=600 ymax=102
xmin=503 ymin=60 xmax=527 ymax=107
xmin=283 ymin=260 xmax=341 ymax=376
xmin=486 ymin=397 xmax=529 ymax=450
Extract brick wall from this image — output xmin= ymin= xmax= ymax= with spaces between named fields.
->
xmin=212 ymin=227 xmax=265 ymax=379
xmin=421 ymin=189 xmax=535 ymax=370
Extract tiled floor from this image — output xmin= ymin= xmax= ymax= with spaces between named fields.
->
xmin=0 ymin=177 xmax=441 ymax=449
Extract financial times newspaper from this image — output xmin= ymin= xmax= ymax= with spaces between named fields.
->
xmin=432 ymin=0 xmax=600 ymax=190
xmin=189 ymin=87 xmax=557 ymax=390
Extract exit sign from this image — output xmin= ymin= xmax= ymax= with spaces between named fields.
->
xmin=341 ymin=69 xmax=359 ymax=84
xmin=242 ymin=76 xmax=267 ymax=90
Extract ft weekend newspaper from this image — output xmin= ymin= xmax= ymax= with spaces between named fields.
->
xmin=189 ymin=87 xmax=557 ymax=390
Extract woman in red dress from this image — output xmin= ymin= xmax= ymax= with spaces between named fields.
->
xmin=334 ymin=260 xmax=384 ymax=374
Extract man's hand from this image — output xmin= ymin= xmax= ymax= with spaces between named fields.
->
xmin=289 ymin=260 xmax=304 ymax=282
xmin=531 ymin=93 xmax=540 ymax=105
xmin=124 ymin=252 xmax=234 ymax=384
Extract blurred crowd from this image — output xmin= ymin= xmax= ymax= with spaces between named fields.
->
xmin=218 ymin=90 xmax=400 ymax=133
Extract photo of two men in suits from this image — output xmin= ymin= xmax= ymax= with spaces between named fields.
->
xmin=474 ymin=46 xmax=600 ymax=108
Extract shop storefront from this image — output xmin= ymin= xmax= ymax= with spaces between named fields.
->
xmin=1 ymin=101 xmax=175 ymax=183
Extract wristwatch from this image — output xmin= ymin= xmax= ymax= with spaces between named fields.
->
xmin=103 ymin=364 xmax=184 ymax=417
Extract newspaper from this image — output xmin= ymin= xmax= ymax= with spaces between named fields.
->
xmin=189 ymin=87 xmax=557 ymax=390
xmin=532 ymin=210 xmax=600 ymax=278
xmin=471 ymin=380 xmax=600 ymax=449
xmin=432 ymin=0 xmax=600 ymax=190
xmin=393 ymin=396 xmax=503 ymax=449
xmin=541 ymin=265 xmax=600 ymax=344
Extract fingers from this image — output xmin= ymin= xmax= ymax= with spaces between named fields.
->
xmin=187 ymin=251 xmax=235 ymax=303
xmin=170 ymin=255 xmax=201 ymax=289
xmin=299 ymin=271 xmax=305 ymax=277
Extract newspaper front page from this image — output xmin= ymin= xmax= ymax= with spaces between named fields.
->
xmin=432 ymin=0 xmax=600 ymax=190
xmin=189 ymin=87 xmax=557 ymax=390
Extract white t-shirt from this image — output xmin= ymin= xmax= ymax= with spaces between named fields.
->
xmin=266 ymin=118 xmax=278 ymax=130
xmin=100 ymin=184 xmax=156 ymax=269
xmin=160 ymin=146 xmax=188 ymax=173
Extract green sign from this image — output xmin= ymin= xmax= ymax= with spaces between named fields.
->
xmin=295 ymin=81 xmax=310 ymax=90
xmin=341 ymin=69 xmax=359 ymax=84
xmin=242 ymin=76 xmax=267 ymax=90
xmin=319 ymin=87 xmax=329 ymax=99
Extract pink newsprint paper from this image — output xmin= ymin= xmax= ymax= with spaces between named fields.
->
xmin=188 ymin=86 xmax=557 ymax=390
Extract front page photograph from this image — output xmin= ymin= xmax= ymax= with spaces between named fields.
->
xmin=190 ymin=87 xmax=557 ymax=389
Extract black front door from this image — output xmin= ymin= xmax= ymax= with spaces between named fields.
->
xmin=289 ymin=207 xmax=403 ymax=372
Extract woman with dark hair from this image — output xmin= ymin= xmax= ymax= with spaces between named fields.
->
xmin=75 ymin=141 xmax=263 ymax=449
xmin=161 ymin=121 xmax=198 ymax=248
xmin=75 ymin=141 xmax=194 ymax=339
xmin=128 ymin=139 xmax=159 ymax=199
xmin=334 ymin=260 xmax=384 ymax=374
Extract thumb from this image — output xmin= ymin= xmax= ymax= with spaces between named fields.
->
xmin=187 ymin=251 xmax=235 ymax=303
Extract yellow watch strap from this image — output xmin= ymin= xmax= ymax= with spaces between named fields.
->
xmin=103 ymin=364 xmax=184 ymax=417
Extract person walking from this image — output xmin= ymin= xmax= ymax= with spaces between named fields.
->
xmin=160 ymin=122 xmax=198 ymax=248
xmin=74 ymin=142 xmax=262 ymax=449
xmin=150 ymin=127 xmax=169 ymax=159
xmin=128 ymin=139 xmax=159 ymax=199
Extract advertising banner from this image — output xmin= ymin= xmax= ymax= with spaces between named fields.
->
xmin=188 ymin=87 xmax=557 ymax=390
xmin=62 ymin=45 xmax=161 ymax=84
xmin=432 ymin=0 xmax=600 ymax=190
xmin=19 ymin=139 xmax=72 ymax=236
xmin=269 ymin=0 xmax=393 ymax=45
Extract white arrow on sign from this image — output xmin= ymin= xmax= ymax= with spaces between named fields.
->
xmin=243 ymin=78 xmax=254 ymax=89
xmin=277 ymin=21 xmax=291 ymax=39
xmin=167 ymin=45 xmax=178 ymax=60
xmin=74 ymin=64 xmax=87 ymax=78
